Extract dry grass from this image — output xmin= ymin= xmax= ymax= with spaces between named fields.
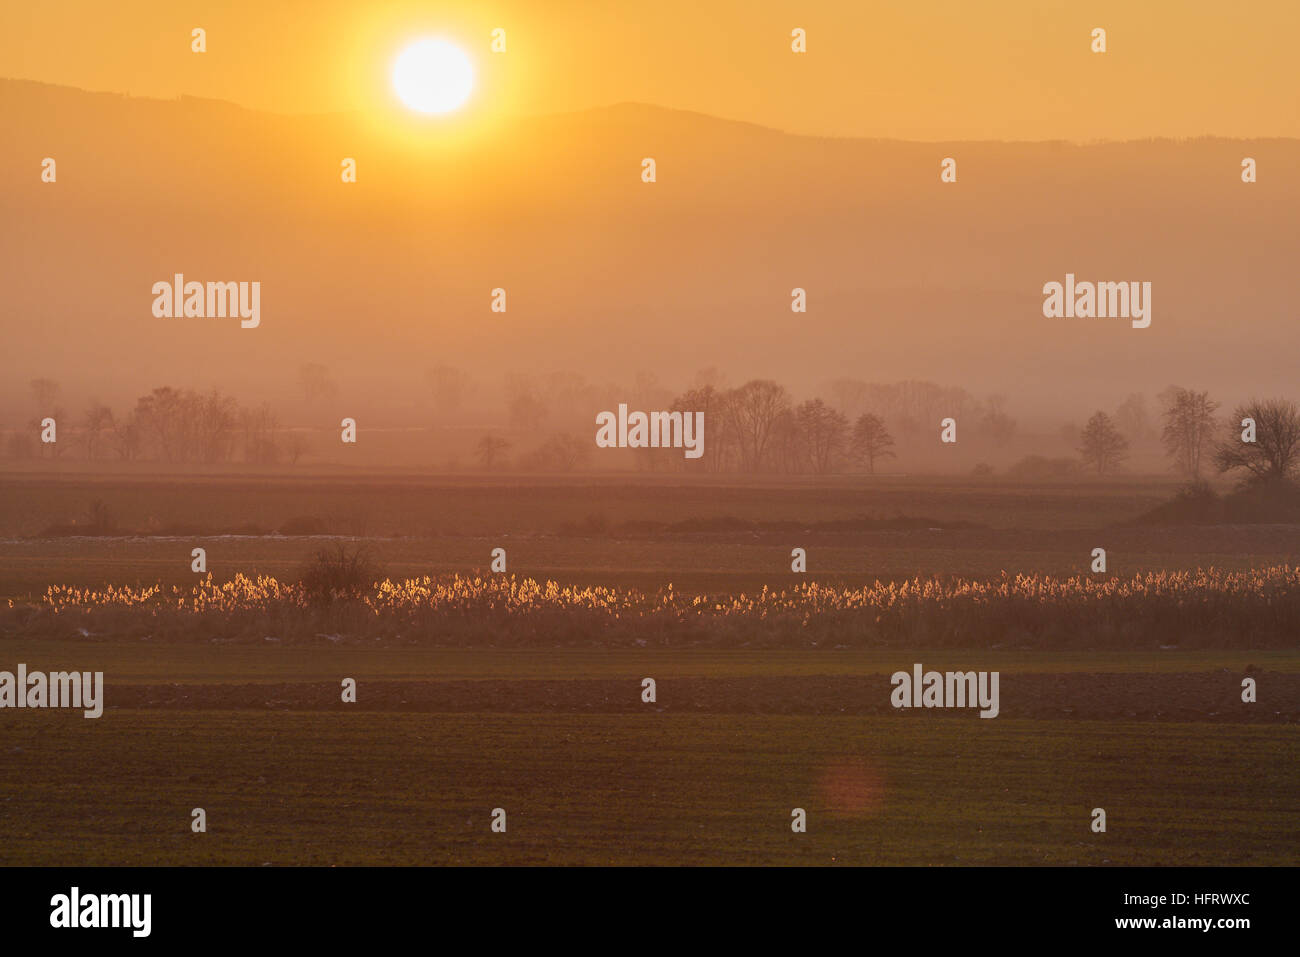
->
xmin=13 ymin=564 xmax=1300 ymax=649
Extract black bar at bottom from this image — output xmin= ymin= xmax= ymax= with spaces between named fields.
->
xmin=0 ymin=865 xmax=1281 ymax=945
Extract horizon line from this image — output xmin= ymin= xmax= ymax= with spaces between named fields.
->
xmin=5 ymin=76 xmax=1299 ymax=148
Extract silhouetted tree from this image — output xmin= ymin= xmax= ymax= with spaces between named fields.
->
xmin=239 ymin=403 xmax=281 ymax=464
xmin=192 ymin=390 xmax=239 ymax=463
xmin=769 ymin=409 xmax=802 ymax=474
xmin=672 ymin=385 xmax=733 ymax=473
xmin=110 ymin=410 xmax=142 ymax=461
xmin=1160 ymin=387 xmax=1219 ymax=477
xmin=1079 ymin=411 xmax=1128 ymax=475
xmin=82 ymin=403 xmax=115 ymax=460
xmin=521 ymin=432 xmax=590 ymax=472
xmin=851 ymin=413 xmax=896 ymax=474
xmin=796 ymin=398 xmax=849 ymax=474
xmin=133 ymin=387 xmax=236 ymax=463
xmin=728 ymin=379 xmax=790 ymax=472
xmin=475 ymin=434 xmax=511 ymax=469
xmin=134 ymin=387 xmax=187 ymax=462
xmin=283 ymin=432 xmax=309 ymax=466
xmin=1214 ymin=398 xmax=1300 ymax=486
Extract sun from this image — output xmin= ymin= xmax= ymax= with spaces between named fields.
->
xmin=392 ymin=38 xmax=474 ymax=114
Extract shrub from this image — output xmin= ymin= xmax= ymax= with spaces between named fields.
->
xmin=300 ymin=544 xmax=378 ymax=602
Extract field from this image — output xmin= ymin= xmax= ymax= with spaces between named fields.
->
xmin=1 ymin=472 xmax=1297 ymax=865
xmin=1 ymin=646 xmax=1296 ymax=866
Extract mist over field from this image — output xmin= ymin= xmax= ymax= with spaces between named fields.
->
xmin=3 ymin=79 xmax=1298 ymax=443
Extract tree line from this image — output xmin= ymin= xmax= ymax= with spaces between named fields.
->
xmin=9 ymin=373 xmax=1300 ymax=486
xmin=8 ymin=380 xmax=305 ymax=465
xmin=1074 ymin=387 xmax=1300 ymax=486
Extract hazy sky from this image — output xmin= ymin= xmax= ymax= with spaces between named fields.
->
xmin=3 ymin=0 xmax=1299 ymax=140
xmin=4 ymin=1 xmax=1297 ymax=437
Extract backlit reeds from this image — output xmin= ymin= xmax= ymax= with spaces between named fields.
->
xmin=23 ymin=566 xmax=1300 ymax=649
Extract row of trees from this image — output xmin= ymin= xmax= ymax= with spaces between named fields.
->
xmin=11 ymin=374 xmax=1300 ymax=484
xmin=826 ymin=378 xmax=1017 ymax=446
xmin=660 ymin=382 xmax=904 ymax=474
xmin=1076 ymin=389 xmax=1300 ymax=485
xmin=473 ymin=399 xmax=899 ymax=475
xmin=10 ymin=382 xmax=305 ymax=465
xmin=444 ymin=370 xmax=1016 ymax=450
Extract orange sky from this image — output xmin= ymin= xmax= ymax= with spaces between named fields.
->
xmin=2 ymin=0 xmax=1298 ymax=140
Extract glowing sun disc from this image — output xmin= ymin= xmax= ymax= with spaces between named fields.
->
xmin=392 ymin=38 xmax=474 ymax=114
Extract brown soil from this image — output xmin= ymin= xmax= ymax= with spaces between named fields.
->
xmin=103 ymin=672 xmax=1297 ymax=722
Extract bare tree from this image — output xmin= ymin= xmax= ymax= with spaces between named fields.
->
xmin=1078 ymin=411 xmax=1128 ymax=475
xmin=193 ymin=390 xmax=239 ymax=464
xmin=1214 ymin=398 xmax=1300 ymax=486
xmin=134 ymin=387 xmax=186 ymax=462
xmin=728 ymin=379 xmax=790 ymax=472
xmin=110 ymin=409 xmax=142 ymax=461
xmin=133 ymin=387 xmax=237 ymax=463
xmin=851 ymin=413 xmax=896 ymax=474
xmin=239 ymin=403 xmax=281 ymax=464
xmin=794 ymin=398 xmax=848 ymax=474
xmin=522 ymin=433 xmax=590 ymax=472
xmin=1160 ymin=387 xmax=1220 ymax=477
xmin=476 ymin=434 xmax=511 ymax=469
xmin=769 ymin=408 xmax=803 ymax=474
xmin=82 ymin=402 xmax=115 ymax=460
xmin=672 ymin=385 xmax=732 ymax=472
xmin=863 ymin=380 xmax=976 ymax=441
xmin=283 ymin=432 xmax=309 ymax=465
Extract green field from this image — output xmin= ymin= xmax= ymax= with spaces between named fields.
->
xmin=0 ymin=640 xmax=1295 ymax=865
xmin=2 ymin=641 xmax=1297 ymax=682
xmin=2 ymin=708 xmax=1294 ymax=866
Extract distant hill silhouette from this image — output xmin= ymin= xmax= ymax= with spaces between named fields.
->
xmin=2 ymin=79 xmax=1298 ymax=425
